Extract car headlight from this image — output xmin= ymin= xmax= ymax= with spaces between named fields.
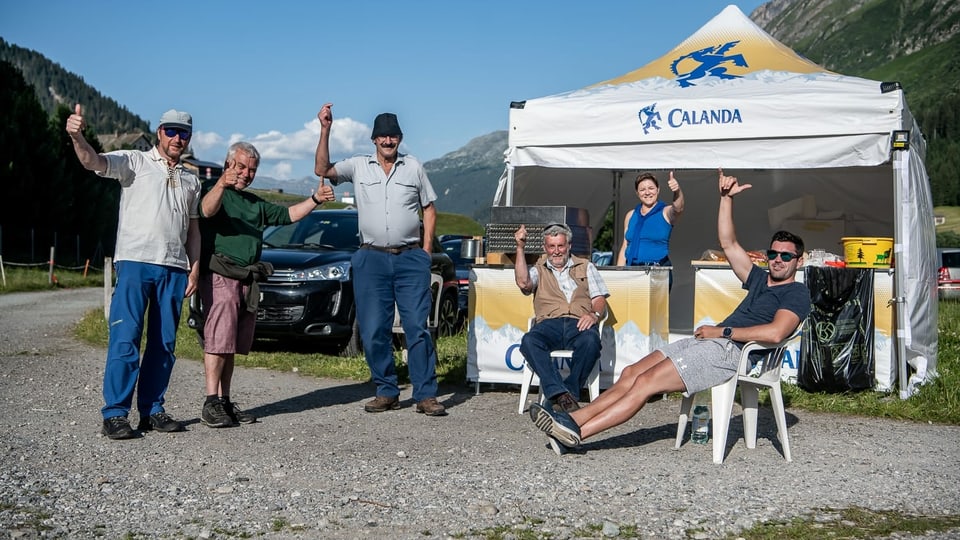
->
xmin=290 ymin=262 xmax=351 ymax=282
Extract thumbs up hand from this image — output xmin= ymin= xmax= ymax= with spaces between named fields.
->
xmin=668 ymin=171 xmax=680 ymax=192
xmin=316 ymin=177 xmax=335 ymax=202
xmin=65 ymin=103 xmax=85 ymax=137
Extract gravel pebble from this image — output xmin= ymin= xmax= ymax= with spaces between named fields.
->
xmin=1 ymin=288 xmax=959 ymax=539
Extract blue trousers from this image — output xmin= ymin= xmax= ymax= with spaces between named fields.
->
xmin=102 ymin=261 xmax=187 ymax=419
xmin=352 ymin=248 xmax=438 ymax=401
xmin=520 ymin=317 xmax=601 ymax=399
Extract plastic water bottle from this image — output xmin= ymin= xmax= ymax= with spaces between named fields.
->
xmin=691 ymin=402 xmax=710 ymax=445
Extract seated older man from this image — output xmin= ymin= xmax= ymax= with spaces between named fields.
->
xmin=514 ymin=223 xmax=609 ymax=413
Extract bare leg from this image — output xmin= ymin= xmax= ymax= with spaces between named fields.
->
xmin=218 ymin=356 xmax=235 ymax=398
xmin=577 ymin=356 xmax=686 ymax=441
xmin=569 ymin=351 xmax=669 ymax=425
xmin=203 ymin=352 xmax=231 ymax=396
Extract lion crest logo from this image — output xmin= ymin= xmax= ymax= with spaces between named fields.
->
xmin=638 ymin=103 xmax=662 ymax=134
xmin=670 ymin=40 xmax=749 ymax=88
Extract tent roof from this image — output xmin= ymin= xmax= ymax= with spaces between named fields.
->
xmin=506 ymin=5 xmax=906 ymax=170
xmin=595 ymin=4 xmax=829 ymax=86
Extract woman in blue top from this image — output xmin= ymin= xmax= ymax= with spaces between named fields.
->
xmin=616 ymin=171 xmax=685 ymax=267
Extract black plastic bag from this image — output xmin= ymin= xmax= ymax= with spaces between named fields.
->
xmin=799 ymin=267 xmax=875 ymax=392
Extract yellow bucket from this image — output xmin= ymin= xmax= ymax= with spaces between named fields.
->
xmin=842 ymin=237 xmax=893 ymax=268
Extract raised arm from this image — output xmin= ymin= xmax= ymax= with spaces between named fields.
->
xmin=514 ymin=225 xmax=534 ymax=293
xmin=665 ymin=171 xmax=684 ymax=222
xmin=65 ymin=104 xmax=107 ymax=173
xmin=313 ymin=103 xmax=338 ymax=179
xmin=717 ymin=168 xmax=753 ymax=282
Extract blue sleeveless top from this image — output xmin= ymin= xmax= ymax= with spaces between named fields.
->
xmin=624 ymin=201 xmax=672 ymax=265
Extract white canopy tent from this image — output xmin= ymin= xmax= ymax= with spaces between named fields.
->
xmin=493 ymin=5 xmax=937 ymax=395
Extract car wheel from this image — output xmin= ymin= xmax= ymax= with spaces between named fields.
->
xmin=437 ymin=290 xmax=459 ymax=337
xmin=339 ymin=318 xmax=363 ymax=357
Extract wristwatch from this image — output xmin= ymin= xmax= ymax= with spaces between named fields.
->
xmin=593 ymin=311 xmax=602 ymax=319
xmin=722 ymin=327 xmax=733 ymax=339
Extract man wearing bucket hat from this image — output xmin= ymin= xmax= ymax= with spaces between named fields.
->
xmin=314 ymin=103 xmax=447 ymax=416
xmin=529 ymin=168 xmax=811 ymax=453
xmin=66 ymin=105 xmax=202 ymax=439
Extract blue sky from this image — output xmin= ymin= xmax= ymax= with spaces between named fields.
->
xmin=1 ymin=1 xmax=766 ymax=181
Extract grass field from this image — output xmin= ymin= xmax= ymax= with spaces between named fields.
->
xmin=935 ymin=205 xmax=960 ymax=237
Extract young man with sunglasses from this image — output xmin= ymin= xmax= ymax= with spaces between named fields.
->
xmin=66 ymin=106 xmax=202 ymax=440
xmin=196 ymin=142 xmax=334 ymax=428
xmin=529 ymin=168 xmax=811 ymax=454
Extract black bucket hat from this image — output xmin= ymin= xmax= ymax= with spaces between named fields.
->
xmin=371 ymin=113 xmax=402 ymax=138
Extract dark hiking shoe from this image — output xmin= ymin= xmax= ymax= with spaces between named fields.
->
xmin=101 ymin=417 xmax=136 ymax=440
xmin=225 ymin=400 xmax=257 ymax=424
xmin=201 ymin=399 xmax=233 ymax=428
xmin=137 ymin=412 xmax=183 ymax=432
xmin=364 ymin=395 xmax=401 ymax=413
xmin=415 ymin=397 xmax=448 ymax=416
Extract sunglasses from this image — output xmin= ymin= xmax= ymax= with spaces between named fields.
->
xmin=162 ymin=127 xmax=192 ymax=140
xmin=766 ymin=250 xmax=798 ymax=262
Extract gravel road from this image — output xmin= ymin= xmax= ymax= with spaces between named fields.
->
xmin=1 ymin=287 xmax=958 ymax=539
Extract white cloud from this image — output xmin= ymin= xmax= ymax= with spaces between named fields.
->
xmin=268 ymin=161 xmax=293 ymax=179
xmin=188 ymin=116 xmax=373 ymax=179
xmin=189 ymin=131 xmax=224 ymax=154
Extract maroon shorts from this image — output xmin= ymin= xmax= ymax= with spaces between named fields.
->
xmin=200 ymin=273 xmax=255 ymax=355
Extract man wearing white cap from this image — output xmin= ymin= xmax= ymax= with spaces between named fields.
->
xmin=66 ymin=105 xmax=201 ymax=439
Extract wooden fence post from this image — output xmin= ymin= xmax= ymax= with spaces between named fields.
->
xmin=104 ymin=257 xmax=112 ymax=320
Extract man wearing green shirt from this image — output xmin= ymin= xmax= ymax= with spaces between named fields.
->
xmin=198 ymin=141 xmax=334 ymax=427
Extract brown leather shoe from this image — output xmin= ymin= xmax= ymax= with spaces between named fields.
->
xmin=364 ymin=395 xmax=400 ymax=413
xmin=415 ymin=397 xmax=448 ymax=416
xmin=551 ymin=392 xmax=581 ymax=413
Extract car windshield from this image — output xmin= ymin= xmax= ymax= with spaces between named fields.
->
xmin=942 ymin=251 xmax=960 ymax=267
xmin=263 ymin=212 xmax=360 ymax=250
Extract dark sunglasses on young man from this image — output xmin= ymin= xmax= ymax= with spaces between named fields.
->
xmin=163 ymin=127 xmax=192 ymax=140
xmin=766 ymin=250 xmax=798 ymax=262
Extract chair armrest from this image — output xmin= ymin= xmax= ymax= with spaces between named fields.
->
xmin=736 ymin=327 xmax=801 ymax=375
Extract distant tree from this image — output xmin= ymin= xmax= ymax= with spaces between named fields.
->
xmin=937 ymin=231 xmax=960 ymax=248
xmin=0 ymin=60 xmax=58 ymax=259
xmin=50 ymin=105 xmax=119 ymax=263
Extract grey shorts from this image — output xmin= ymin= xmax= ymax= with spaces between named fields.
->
xmin=658 ymin=338 xmax=741 ymax=396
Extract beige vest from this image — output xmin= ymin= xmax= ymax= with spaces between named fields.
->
xmin=533 ymin=254 xmax=593 ymax=324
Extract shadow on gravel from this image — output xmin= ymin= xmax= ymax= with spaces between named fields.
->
xmin=223 ymin=381 xmax=375 ymax=422
xmin=576 ymin=409 xmax=799 ymax=459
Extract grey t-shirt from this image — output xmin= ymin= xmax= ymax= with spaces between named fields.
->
xmin=721 ymin=265 xmax=811 ymax=329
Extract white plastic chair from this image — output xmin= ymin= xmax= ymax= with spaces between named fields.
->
xmin=675 ymin=327 xmax=800 ymax=463
xmin=517 ymin=313 xmax=606 ymax=414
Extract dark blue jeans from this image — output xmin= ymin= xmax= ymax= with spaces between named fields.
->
xmin=519 ymin=317 xmax=601 ymax=399
xmin=352 ymin=247 xmax=438 ymax=401
xmin=102 ymin=261 xmax=187 ymax=419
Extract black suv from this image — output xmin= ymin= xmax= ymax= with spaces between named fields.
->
xmin=255 ymin=209 xmax=459 ymax=355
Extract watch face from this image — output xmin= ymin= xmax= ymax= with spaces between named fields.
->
xmin=723 ymin=327 xmax=732 ymax=338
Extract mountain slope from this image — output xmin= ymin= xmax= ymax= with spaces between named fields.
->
xmin=424 ymin=131 xmax=507 ymax=223
xmin=0 ymin=37 xmax=150 ymax=135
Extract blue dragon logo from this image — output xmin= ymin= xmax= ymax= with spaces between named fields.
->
xmin=670 ymin=40 xmax=748 ymax=88
xmin=638 ymin=103 xmax=662 ymax=134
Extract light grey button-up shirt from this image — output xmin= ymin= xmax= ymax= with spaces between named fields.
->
xmin=330 ymin=153 xmax=437 ymax=246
